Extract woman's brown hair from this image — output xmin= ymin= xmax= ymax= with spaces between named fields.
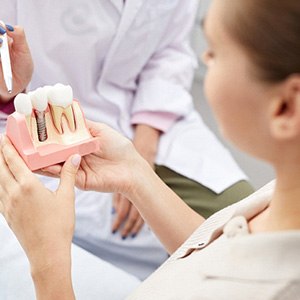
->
xmin=223 ymin=0 xmax=300 ymax=82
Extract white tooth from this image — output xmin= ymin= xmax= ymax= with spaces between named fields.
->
xmin=42 ymin=85 xmax=53 ymax=101
xmin=14 ymin=93 xmax=32 ymax=116
xmin=14 ymin=93 xmax=33 ymax=130
xmin=30 ymin=87 xmax=48 ymax=112
xmin=27 ymin=91 xmax=34 ymax=98
xmin=48 ymin=84 xmax=75 ymax=133
xmin=48 ymin=83 xmax=73 ymax=107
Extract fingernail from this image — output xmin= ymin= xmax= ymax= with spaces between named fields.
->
xmin=112 ymin=230 xmax=117 ymax=234
xmin=0 ymin=27 xmax=6 ymax=35
xmin=111 ymin=207 xmax=116 ymax=214
xmin=0 ymin=38 xmax=3 ymax=45
xmin=122 ymin=236 xmax=127 ymax=240
xmin=5 ymin=24 xmax=14 ymax=32
xmin=71 ymin=154 xmax=81 ymax=167
xmin=131 ymin=234 xmax=136 ymax=239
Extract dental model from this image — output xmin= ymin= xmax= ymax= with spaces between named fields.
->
xmin=30 ymin=87 xmax=48 ymax=142
xmin=6 ymin=83 xmax=99 ymax=170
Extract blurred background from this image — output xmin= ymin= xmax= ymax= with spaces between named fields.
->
xmin=190 ymin=0 xmax=275 ymax=189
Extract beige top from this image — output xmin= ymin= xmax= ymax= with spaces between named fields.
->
xmin=128 ymin=181 xmax=300 ymax=300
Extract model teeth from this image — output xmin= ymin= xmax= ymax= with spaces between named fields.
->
xmin=30 ymin=87 xmax=49 ymax=112
xmin=14 ymin=93 xmax=32 ymax=116
xmin=47 ymin=84 xmax=75 ymax=133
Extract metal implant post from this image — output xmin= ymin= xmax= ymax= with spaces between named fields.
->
xmin=30 ymin=87 xmax=49 ymax=142
xmin=34 ymin=110 xmax=48 ymax=142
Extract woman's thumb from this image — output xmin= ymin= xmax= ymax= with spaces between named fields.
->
xmin=58 ymin=154 xmax=81 ymax=195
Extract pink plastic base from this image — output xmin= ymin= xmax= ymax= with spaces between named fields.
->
xmin=6 ymin=111 xmax=99 ymax=171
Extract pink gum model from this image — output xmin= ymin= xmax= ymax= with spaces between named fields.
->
xmin=6 ymin=99 xmax=99 ymax=171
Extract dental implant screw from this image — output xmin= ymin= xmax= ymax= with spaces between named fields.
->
xmin=34 ymin=110 xmax=48 ymax=142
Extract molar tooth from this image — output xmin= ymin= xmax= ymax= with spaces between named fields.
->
xmin=47 ymin=84 xmax=75 ymax=133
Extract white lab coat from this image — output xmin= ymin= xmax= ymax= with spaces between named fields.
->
xmin=0 ymin=0 xmax=247 ymax=280
xmin=0 ymin=215 xmax=141 ymax=300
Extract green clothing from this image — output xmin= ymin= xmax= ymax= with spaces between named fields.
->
xmin=156 ymin=165 xmax=254 ymax=219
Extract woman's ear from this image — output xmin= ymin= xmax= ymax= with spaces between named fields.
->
xmin=269 ymin=76 xmax=300 ymax=141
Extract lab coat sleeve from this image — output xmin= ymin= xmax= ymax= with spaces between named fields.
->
xmin=0 ymin=1 xmax=17 ymax=28
xmin=131 ymin=0 xmax=199 ymax=132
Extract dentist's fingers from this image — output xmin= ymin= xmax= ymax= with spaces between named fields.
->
xmin=1 ymin=137 xmax=32 ymax=183
xmin=112 ymin=194 xmax=131 ymax=234
xmin=0 ymin=23 xmax=8 ymax=48
xmin=5 ymin=25 xmax=29 ymax=51
xmin=127 ymin=216 xmax=145 ymax=238
xmin=0 ymin=23 xmax=6 ymax=37
xmin=121 ymin=205 xmax=144 ymax=238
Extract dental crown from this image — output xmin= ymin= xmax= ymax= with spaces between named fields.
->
xmin=14 ymin=93 xmax=32 ymax=116
xmin=48 ymin=83 xmax=73 ymax=108
xmin=30 ymin=87 xmax=49 ymax=112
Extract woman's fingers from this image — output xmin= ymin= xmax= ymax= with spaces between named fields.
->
xmin=38 ymin=164 xmax=63 ymax=177
xmin=0 ymin=183 xmax=5 ymax=214
xmin=0 ymin=142 xmax=17 ymax=197
xmin=0 ymin=200 xmax=3 ymax=214
xmin=1 ymin=137 xmax=32 ymax=183
xmin=57 ymin=155 xmax=81 ymax=198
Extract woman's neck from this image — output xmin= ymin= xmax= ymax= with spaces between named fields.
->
xmin=249 ymin=167 xmax=300 ymax=233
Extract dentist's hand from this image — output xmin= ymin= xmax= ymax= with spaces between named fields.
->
xmin=0 ymin=24 xmax=33 ymax=102
xmin=112 ymin=124 xmax=160 ymax=239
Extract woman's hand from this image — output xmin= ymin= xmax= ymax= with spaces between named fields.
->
xmin=41 ymin=120 xmax=146 ymax=197
xmin=0 ymin=136 xmax=80 ymax=275
xmin=41 ymin=121 xmax=203 ymax=254
xmin=0 ymin=24 xmax=33 ymax=102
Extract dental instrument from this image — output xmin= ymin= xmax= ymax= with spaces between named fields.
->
xmin=0 ymin=24 xmax=13 ymax=93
